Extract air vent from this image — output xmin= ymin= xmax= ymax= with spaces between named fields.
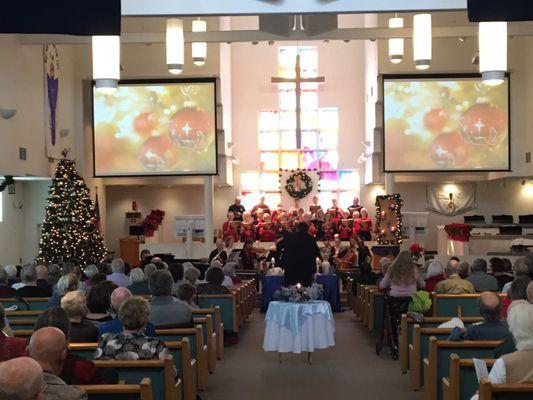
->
xmin=19 ymin=147 xmax=27 ymax=160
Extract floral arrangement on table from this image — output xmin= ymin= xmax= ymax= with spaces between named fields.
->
xmin=141 ymin=209 xmax=165 ymax=237
xmin=444 ymin=223 xmax=473 ymax=242
xmin=273 ymin=283 xmax=324 ymax=303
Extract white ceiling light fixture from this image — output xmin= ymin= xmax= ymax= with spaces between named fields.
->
xmin=479 ymin=21 xmax=507 ymax=86
xmin=92 ymin=35 xmax=120 ymax=95
xmin=413 ymin=13 xmax=432 ymax=70
xmin=166 ymin=18 xmax=184 ymax=75
xmin=192 ymin=19 xmax=207 ymax=66
xmin=388 ymin=16 xmax=404 ymax=64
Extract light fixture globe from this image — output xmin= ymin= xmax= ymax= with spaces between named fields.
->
xmin=192 ymin=19 xmax=207 ymax=66
xmin=479 ymin=21 xmax=507 ymax=86
xmin=92 ymin=36 xmax=120 ymax=95
xmin=166 ymin=18 xmax=184 ymax=75
xmin=388 ymin=17 xmax=404 ymax=64
xmin=413 ymin=14 xmax=432 ymax=70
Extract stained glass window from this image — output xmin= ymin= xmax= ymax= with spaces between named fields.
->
xmin=243 ymin=46 xmax=359 ymax=208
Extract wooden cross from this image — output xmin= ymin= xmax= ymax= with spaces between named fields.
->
xmin=271 ymin=53 xmax=325 ymax=149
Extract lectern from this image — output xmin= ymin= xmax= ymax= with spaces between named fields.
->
xmin=119 ymin=238 xmax=142 ymax=267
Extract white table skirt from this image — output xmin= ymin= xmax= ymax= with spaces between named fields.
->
xmin=263 ymin=301 xmax=335 ymax=354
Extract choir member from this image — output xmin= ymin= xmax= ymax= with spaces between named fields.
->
xmin=258 ymin=213 xmax=276 ymax=242
xmin=309 ymin=194 xmax=321 ymax=215
xmin=277 ymin=212 xmax=292 ymax=237
xmin=255 ymin=208 xmax=265 ymax=224
xmin=311 ymin=209 xmax=325 ymax=240
xmin=240 ymin=211 xmax=256 ymax=242
xmin=271 ymin=203 xmax=285 ymax=222
xmin=354 ymin=208 xmax=373 ymax=242
xmin=288 ymin=198 xmax=301 ymax=217
xmin=222 ymin=211 xmax=240 ymax=241
xmin=251 ymin=196 xmax=270 ymax=217
xmin=347 ymin=196 xmax=363 ymax=215
xmin=338 ymin=212 xmax=353 ymax=241
xmin=328 ymin=198 xmax=342 ymax=217
xmin=352 ymin=211 xmax=361 ymax=237
xmin=228 ymin=196 xmax=245 ymax=221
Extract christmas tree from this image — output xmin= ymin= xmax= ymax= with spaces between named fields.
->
xmin=36 ymin=158 xmax=107 ymax=265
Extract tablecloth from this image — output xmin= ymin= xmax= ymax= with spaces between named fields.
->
xmin=263 ymin=300 xmax=335 ymax=353
xmin=261 ymin=275 xmax=341 ymax=312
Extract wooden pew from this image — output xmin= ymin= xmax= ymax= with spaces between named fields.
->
xmin=197 ymin=293 xmax=239 ymax=334
xmin=193 ymin=316 xmax=217 ymax=373
xmin=193 ymin=307 xmax=223 ymax=360
xmin=155 ymin=325 xmax=208 ymax=390
xmin=76 ymin=377 xmax=156 ymax=400
xmin=368 ymin=290 xmax=385 ymax=333
xmin=5 ymin=310 xmax=42 ymax=320
xmin=431 ymin=294 xmax=507 ymax=318
xmin=409 ymin=325 xmax=454 ymax=391
xmin=6 ymin=319 xmax=37 ymax=331
xmin=442 ymin=354 xmax=496 ymax=400
xmin=399 ymin=314 xmax=483 ymax=374
xmin=423 ymin=338 xmax=504 ymax=400
xmin=70 ymin=340 xmax=195 ymax=400
xmin=0 ymin=297 xmax=50 ymax=311
xmin=478 ymin=376 xmax=533 ymax=400
xmin=92 ymin=355 xmax=179 ymax=400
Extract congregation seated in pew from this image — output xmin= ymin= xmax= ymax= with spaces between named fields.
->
xmin=197 ymin=267 xmax=231 ymax=295
xmin=35 ymin=308 xmax=115 ymax=385
xmin=461 ymin=292 xmax=512 ymax=341
xmin=0 ymin=303 xmax=26 ymax=361
xmin=97 ymin=296 xmax=170 ymax=362
xmin=470 ymin=301 xmax=533 ymax=400
xmin=148 ymin=270 xmax=193 ymax=328
xmin=501 ymin=276 xmax=531 ymax=318
xmin=466 ymin=259 xmax=499 ymax=292
xmin=0 ymin=357 xmax=50 ymax=399
xmin=127 ymin=267 xmax=151 ymax=295
xmin=435 ymin=259 xmax=476 ymax=294
xmin=61 ymin=290 xmax=99 ymax=343
xmin=423 ymin=260 xmax=446 ymax=292
xmin=84 ymin=284 xmax=114 ymax=327
xmin=48 ymin=273 xmax=80 ymax=308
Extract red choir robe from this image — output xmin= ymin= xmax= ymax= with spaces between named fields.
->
xmin=355 ymin=217 xmax=373 ymax=234
xmin=240 ymin=222 xmax=256 ymax=242
xmin=222 ymin=221 xmax=240 ymax=241
xmin=258 ymin=222 xmax=276 ymax=242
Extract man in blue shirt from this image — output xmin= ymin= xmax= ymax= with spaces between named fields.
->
xmin=99 ymin=287 xmax=156 ymax=337
xmin=464 ymin=291 xmax=511 ymax=341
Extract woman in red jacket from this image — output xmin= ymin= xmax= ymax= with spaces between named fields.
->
xmin=354 ymin=208 xmax=373 ymax=242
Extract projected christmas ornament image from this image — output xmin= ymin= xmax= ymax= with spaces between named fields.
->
xmin=93 ymin=81 xmax=216 ymax=176
xmin=384 ymin=77 xmax=509 ymax=171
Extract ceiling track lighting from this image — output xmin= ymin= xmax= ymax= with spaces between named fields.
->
xmin=92 ymin=35 xmax=120 ymax=95
xmin=192 ymin=19 xmax=207 ymax=66
xmin=388 ymin=16 xmax=404 ymax=64
xmin=166 ymin=18 xmax=184 ymax=75
xmin=413 ymin=13 xmax=432 ymax=70
xmin=479 ymin=21 xmax=507 ymax=86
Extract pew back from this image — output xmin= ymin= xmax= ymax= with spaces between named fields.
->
xmin=197 ymin=293 xmax=239 ymax=333
xmin=442 ymin=354 xmax=496 ymax=400
xmin=0 ymin=297 xmax=49 ymax=311
xmin=478 ymin=376 xmax=533 ymax=400
xmin=76 ymin=377 xmax=154 ymax=400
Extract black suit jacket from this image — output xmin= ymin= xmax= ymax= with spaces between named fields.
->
xmin=283 ymin=231 xmax=320 ymax=287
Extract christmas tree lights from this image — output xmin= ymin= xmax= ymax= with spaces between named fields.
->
xmin=36 ymin=159 xmax=107 ymax=265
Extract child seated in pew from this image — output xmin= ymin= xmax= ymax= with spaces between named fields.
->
xmin=470 ymin=301 xmax=533 ymax=400
xmin=96 ymin=296 xmax=169 ymax=361
xmin=34 ymin=307 xmax=118 ymax=385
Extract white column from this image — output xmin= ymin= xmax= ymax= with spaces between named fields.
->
xmin=204 ymin=176 xmax=214 ymax=255
xmin=385 ymin=173 xmax=395 ymax=194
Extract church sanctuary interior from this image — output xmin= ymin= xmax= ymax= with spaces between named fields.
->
xmin=3 ymin=1 xmax=533 ymax=399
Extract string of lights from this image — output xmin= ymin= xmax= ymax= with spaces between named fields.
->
xmin=375 ymin=194 xmax=403 ymax=245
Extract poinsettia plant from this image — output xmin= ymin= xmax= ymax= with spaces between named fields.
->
xmin=141 ymin=209 xmax=165 ymax=237
xmin=444 ymin=223 xmax=473 ymax=242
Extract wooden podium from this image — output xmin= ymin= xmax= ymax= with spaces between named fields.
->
xmin=119 ymin=238 xmax=142 ymax=267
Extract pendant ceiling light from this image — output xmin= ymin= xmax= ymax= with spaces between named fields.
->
xmin=413 ymin=13 xmax=432 ymax=70
xmin=92 ymin=35 xmax=120 ymax=95
xmin=388 ymin=16 xmax=404 ymax=64
xmin=479 ymin=22 xmax=507 ymax=86
xmin=166 ymin=18 xmax=184 ymax=75
xmin=192 ymin=19 xmax=207 ymax=66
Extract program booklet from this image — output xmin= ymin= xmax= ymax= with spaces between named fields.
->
xmin=473 ymin=358 xmax=489 ymax=383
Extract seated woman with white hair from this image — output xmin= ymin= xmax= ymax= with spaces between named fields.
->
xmin=471 ymin=301 xmax=533 ymax=399
xmin=222 ymin=262 xmax=242 ymax=285
xmin=61 ymin=290 xmax=99 ymax=343
xmin=127 ymin=268 xmax=151 ymax=295
xmin=424 ymin=260 xmax=446 ymax=292
xmin=47 ymin=273 xmax=79 ymax=308
xmin=208 ymin=262 xmax=233 ymax=287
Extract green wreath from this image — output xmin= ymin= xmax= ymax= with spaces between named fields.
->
xmin=285 ymin=170 xmax=313 ymax=199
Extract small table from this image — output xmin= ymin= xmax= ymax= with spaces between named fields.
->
xmin=263 ymin=300 xmax=335 ymax=357
xmin=261 ymin=275 xmax=341 ymax=313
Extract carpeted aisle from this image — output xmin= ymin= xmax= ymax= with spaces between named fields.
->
xmin=202 ymin=310 xmax=423 ymax=400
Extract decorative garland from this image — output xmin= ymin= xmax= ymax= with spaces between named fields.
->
xmin=284 ymin=170 xmax=313 ymax=199
xmin=375 ymin=194 xmax=403 ymax=245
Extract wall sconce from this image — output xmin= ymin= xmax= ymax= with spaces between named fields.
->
xmin=0 ymin=108 xmax=17 ymax=119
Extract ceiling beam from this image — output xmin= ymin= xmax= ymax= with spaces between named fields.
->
xmin=121 ymin=0 xmax=467 ymax=16
xmin=18 ymin=24 xmax=533 ymax=45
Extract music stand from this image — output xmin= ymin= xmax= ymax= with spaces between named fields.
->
xmin=129 ymin=225 xmax=145 ymax=240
